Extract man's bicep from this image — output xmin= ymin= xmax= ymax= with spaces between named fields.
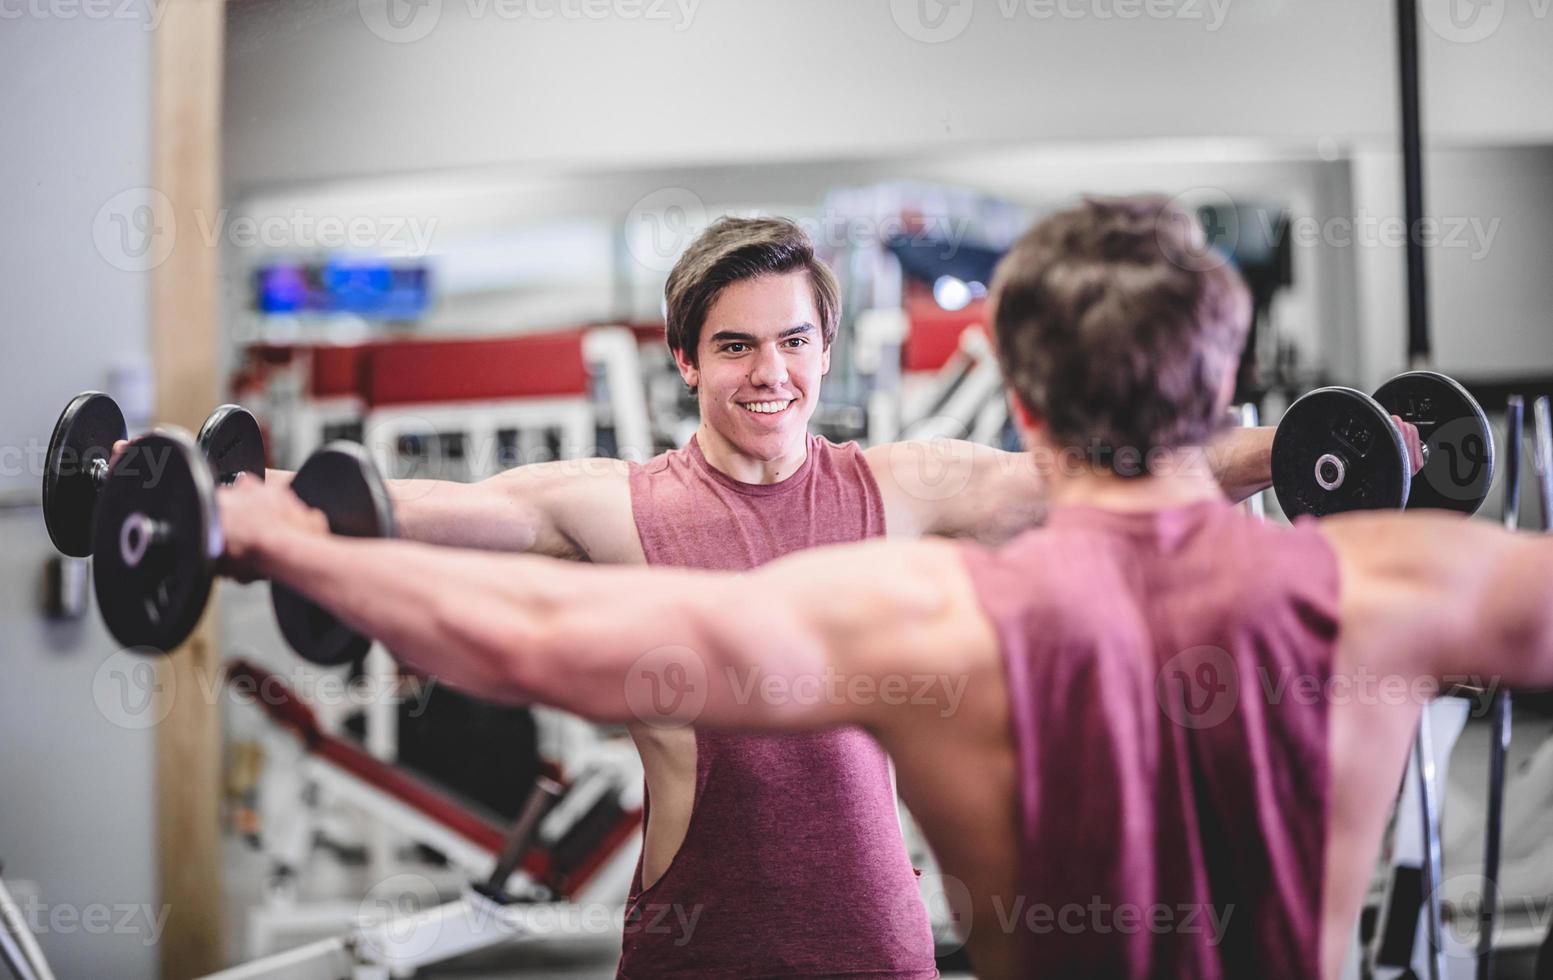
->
xmin=1322 ymin=514 xmax=1553 ymax=690
xmin=482 ymin=457 xmax=635 ymax=560
xmin=746 ymin=539 xmax=993 ymax=727
xmin=928 ymin=443 xmax=1043 ymax=542
xmin=867 ymin=440 xmax=1044 ymax=542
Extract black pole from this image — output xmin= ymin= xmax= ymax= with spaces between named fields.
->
xmin=1397 ymin=0 xmax=1432 ymax=367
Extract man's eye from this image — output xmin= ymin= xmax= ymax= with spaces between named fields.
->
xmin=784 ymin=337 xmax=808 ymax=348
xmin=723 ymin=343 xmax=749 ymax=353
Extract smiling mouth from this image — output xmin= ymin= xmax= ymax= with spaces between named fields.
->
xmin=739 ymin=399 xmax=794 ymax=416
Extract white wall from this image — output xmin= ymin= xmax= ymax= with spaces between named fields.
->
xmin=0 ymin=14 xmax=161 ymax=980
xmin=223 ymin=0 xmax=1553 ymax=194
xmin=1353 ymin=144 xmax=1553 ymax=389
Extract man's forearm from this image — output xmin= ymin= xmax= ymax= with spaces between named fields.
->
xmin=255 ymin=531 xmax=539 ymax=700
xmin=1207 ymin=426 xmax=1275 ymax=503
xmin=250 ymin=530 xmax=835 ymax=728
xmin=264 ymin=468 xmax=543 ymax=552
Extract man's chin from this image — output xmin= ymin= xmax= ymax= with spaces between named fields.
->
xmin=726 ymin=424 xmax=807 ymax=462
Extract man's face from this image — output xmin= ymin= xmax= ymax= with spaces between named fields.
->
xmin=674 ymin=271 xmax=830 ymax=462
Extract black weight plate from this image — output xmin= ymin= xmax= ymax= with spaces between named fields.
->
xmin=198 ymin=404 xmax=266 ymax=485
xmin=1272 ymin=387 xmax=1412 ymax=519
xmin=271 ymin=442 xmax=395 ymax=666
xmin=1373 ymin=371 xmax=1495 ymax=515
xmin=92 ymin=430 xmax=218 ymax=653
xmin=43 ymin=392 xmax=127 ymax=557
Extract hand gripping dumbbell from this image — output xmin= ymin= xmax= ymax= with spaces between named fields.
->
xmin=1271 ymin=370 xmax=1495 ymax=518
xmin=92 ymin=433 xmax=393 ymax=662
xmin=269 ymin=442 xmax=397 ymax=666
xmin=43 ymin=392 xmax=266 ymax=557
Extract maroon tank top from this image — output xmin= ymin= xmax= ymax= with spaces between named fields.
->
xmin=620 ymin=433 xmax=937 ymax=979
xmin=959 ymin=500 xmax=1340 ymax=979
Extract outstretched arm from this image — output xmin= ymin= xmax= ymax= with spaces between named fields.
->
xmin=1319 ymin=512 xmax=1553 ymax=689
xmin=868 ymin=426 xmax=1278 ymax=543
xmin=227 ymin=478 xmax=988 ymax=730
xmin=117 ymin=440 xmax=631 ymax=559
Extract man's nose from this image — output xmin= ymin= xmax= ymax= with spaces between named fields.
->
xmin=748 ymin=343 xmax=788 ymax=388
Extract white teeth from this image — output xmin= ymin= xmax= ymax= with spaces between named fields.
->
xmin=740 ymin=400 xmax=792 ymax=414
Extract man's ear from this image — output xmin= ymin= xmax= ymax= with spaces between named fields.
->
xmin=672 ymin=345 xmax=700 ymax=391
xmin=820 ymin=343 xmax=832 ymax=377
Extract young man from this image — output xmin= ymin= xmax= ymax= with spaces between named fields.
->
xmin=217 ymin=198 xmax=1523 ymax=979
xmin=218 ymin=217 xmax=1287 ymax=977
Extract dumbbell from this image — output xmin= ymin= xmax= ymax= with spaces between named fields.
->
xmin=1271 ymin=370 xmax=1495 ymax=518
xmin=93 ymin=433 xmax=394 ymax=663
xmin=43 ymin=392 xmax=266 ymax=557
xmin=270 ymin=442 xmax=397 ymax=666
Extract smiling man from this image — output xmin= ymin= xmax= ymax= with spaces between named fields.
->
xmin=232 ymin=216 xmax=1282 ymax=978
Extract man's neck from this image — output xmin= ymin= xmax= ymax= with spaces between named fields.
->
xmin=694 ymin=423 xmax=809 ymax=485
xmin=1043 ymin=447 xmax=1226 ymax=512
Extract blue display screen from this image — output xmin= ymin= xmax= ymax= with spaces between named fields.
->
xmin=255 ymin=262 xmax=430 ymax=319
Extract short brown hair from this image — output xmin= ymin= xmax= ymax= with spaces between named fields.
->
xmin=664 ymin=217 xmax=841 ymax=366
xmin=989 ymin=196 xmax=1251 ymax=474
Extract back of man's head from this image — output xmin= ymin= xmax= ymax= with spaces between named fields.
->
xmin=990 ymin=196 xmax=1252 ymax=475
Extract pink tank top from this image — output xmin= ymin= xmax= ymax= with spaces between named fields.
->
xmin=620 ymin=433 xmax=937 ymax=979
xmin=958 ymin=500 xmax=1340 ymax=979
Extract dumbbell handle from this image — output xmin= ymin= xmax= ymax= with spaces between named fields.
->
xmin=482 ymin=776 xmax=565 ymax=898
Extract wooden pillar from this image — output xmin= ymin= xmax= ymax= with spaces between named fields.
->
xmin=151 ymin=2 xmax=227 ymax=976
